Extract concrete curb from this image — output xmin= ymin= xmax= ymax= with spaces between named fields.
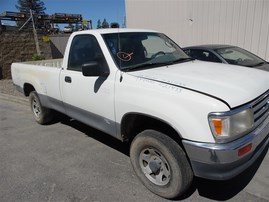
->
xmin=0 ymin=93 xmax=28 ymax=106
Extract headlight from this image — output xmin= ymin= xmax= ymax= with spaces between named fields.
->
xmin=209 ymin=108 xmax=254 ymax=142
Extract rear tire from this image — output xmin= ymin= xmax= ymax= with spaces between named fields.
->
xmin=29 ymin=91 xmax=53 ymax=125
xmin=130 ymin=130 xmax=193 ymax=199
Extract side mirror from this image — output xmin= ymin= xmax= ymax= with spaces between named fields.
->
xmin=82 ymin=62 xmax=109 ymax=77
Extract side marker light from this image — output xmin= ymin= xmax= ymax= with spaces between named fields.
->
xmin=238 ymin=143 xmax=252 ymax=156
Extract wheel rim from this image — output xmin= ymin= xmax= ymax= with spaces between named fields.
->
xmin=32 ymin=98 xmax=41 ymax=119
xmin=139 ymin=147 xmax=171 ymax=186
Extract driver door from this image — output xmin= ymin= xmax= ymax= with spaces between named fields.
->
xmin=60 ymin=34 xmax=116 ymax=136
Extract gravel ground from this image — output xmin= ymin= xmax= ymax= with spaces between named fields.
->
xmin=0 ymin=79 xmax=28 ymax=105
xmin=0 ymin=79 xmax=24 ymax=97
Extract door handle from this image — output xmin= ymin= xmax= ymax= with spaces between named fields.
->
xmin=65 ymin=76 xmax=72 ymax=83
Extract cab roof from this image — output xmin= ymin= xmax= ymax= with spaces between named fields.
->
xmin=72 ymin=28 xmax=159 ymax=35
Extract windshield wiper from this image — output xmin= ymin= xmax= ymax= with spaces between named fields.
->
xmin=167 ymin=57 xmax=194 ymax=65
xmin=124 ymin=62 xmax=169 ymax=72
xmin=123 ymin=58 xmax=194 ymax=72
xmin=247 ymin=62 xmax=267 ymax=67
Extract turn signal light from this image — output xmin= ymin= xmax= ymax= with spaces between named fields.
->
xmin=213 ymin=119 xmax=222 ymax=135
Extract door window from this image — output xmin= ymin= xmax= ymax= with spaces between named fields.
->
xmin=68 ymin=35 xmax=106 ymax=71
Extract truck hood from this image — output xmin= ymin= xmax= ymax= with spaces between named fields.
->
xmin=128 ymin=60 xmax=269 ymax=108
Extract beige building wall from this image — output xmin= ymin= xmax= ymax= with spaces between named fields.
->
xmin=126 ymin=0 xmax=269 ymax=61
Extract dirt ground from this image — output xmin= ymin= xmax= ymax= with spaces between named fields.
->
xmin=0 ymin=79 xmax=24 ymax=97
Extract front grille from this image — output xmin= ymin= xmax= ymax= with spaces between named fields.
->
xmin=252 ymin=90 xmax=269 ymax=127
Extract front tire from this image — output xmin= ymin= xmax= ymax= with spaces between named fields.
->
xmin=29 ymin=91 xmax=53 ymax=125
xmin=130 ymin=130 xmax=193 ymax=199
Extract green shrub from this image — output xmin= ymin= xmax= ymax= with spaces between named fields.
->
xmin=32 ymin=54 xmax=45 ymax=61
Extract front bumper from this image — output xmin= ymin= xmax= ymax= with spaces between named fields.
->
xmin=182 ymin=115 xmax=269 ymax=180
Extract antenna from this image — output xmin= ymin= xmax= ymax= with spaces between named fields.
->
xmin=116 ymin=2 xmax=122 ymax=69
xmin=117 ymin=29 xmax=122 ymax=69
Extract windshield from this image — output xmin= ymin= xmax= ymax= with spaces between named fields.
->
xmin=215 ymin=47 xmax=266 ymax=67
xmin=102 ymin=32 xmax=191 ymax=71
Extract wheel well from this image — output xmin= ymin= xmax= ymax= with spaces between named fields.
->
xmin=23 ymin=83 xmax=35 ymax=96
xmin=121 ymin=113 xmax=183 ymax=146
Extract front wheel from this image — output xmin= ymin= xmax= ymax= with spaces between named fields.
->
xmin=29 ymin=91 xmax=53 ymax=125
xmin=130 ymin=130 xmax=193 ymax=199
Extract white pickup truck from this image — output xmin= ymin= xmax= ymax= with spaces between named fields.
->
xmin=12 ymin=29 xmax=269 ymax=199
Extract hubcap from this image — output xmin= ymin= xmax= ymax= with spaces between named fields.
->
xmin=32 ymin=98 xmax=41 ymax=118
xmin=139 ymin=148 xmax=171 ymax=186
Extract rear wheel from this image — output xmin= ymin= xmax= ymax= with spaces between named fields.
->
xmin=29 ymin=91 xmax=53 ymax=124
xmin=130 ymin=130 xmax=193 ymax=199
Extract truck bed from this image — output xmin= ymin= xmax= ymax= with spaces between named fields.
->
xmin=18 ymin=59 xmax=63 ymax=68
xmin=11 ymin=58 xmax=63 ymax=103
